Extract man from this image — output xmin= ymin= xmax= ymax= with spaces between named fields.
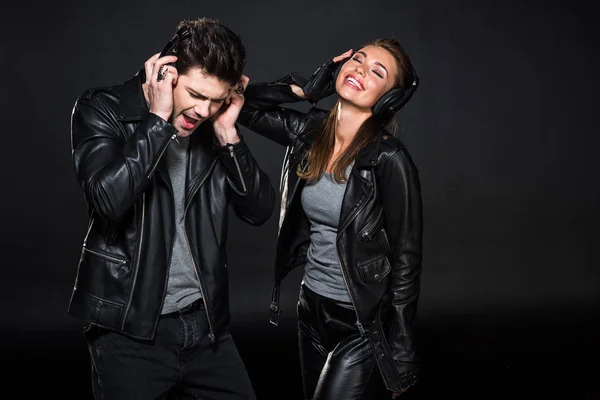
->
xmin=68 ymin=17 xmax=274 ymax=399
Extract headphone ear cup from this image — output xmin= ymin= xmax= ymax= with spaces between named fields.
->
xmin=332 ymin=50 xmax=355 ymax=84
xmin=332 ymin=62 xmax=343 ymax=82
xmin=372 ymin=87 xmax=406 ymax=118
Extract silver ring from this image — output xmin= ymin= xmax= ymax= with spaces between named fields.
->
xmin=157 ymin=65 xmax=168 ymax=82
xmin=234 ymin=81 xmax=244 ymax=95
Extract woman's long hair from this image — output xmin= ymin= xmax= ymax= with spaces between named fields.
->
xmin=298 ymin=38 xmax=415 ymax=183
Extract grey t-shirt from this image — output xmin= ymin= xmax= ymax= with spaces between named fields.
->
xmin=301 ymin=168 xmax=352 ymax=304
xmin=161 ymin=136 xmax=203 ymax=314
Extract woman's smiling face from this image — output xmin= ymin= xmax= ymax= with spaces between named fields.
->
xmin=335 ymin=45 xmax=399 ymax=111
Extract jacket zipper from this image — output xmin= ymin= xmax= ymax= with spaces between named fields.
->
xmin=228 ymin=145 xmax=247 ymax=193
xmin=82 ymin=216 xmax=95 ymax=247
xmin=359 ymin=208 xmax=383 ymax=241
xmin=83 ymin=247 xmax=127 ymax=268
xmin=121 ymin=193 xmax=145 ymax=330
xmin=335 ymin=167 xmax=377 ymax=336
xmin=74 ymin=216 xmax=97 ymax=291
xmin=336 ymin=184 xmax=374 ymax=338
xmin=147 ymin=134 xmax=177 ymax=179
xmin=380 ymin=227 xmax=393 ymax=258
xmin=183 ymin=166 xmax=221 ymax=343
xmin=337 ymin=240 xmax=366 ymax=337
xmin=183 ymin=231 xmax=215 ymax=342
xmin=182 ymin=158 xmax=218 ymax=218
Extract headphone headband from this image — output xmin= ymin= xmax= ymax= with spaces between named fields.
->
xmin=159 ymin=27 xmax=191 ymax=58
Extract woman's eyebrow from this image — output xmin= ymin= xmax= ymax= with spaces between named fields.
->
xmin=357 ymin=51 xmax=388 ymax=74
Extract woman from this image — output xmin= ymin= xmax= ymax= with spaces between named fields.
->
xmin=238 ymin=39 xmax=422 ymax=399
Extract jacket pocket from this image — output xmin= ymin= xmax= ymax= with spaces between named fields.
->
xmin=76 ymin=247 xmax=130 ymax=304
xmin=357 ymin=254 xmax=391 ymax=284
xmin=82 ymin=247 xmax=128 ymax=270
xmin=358 ymin=208 xmax=383 ymax=242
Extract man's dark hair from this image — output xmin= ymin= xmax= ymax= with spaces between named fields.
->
xmin=173 ymin=18 xmax=246 ymax=85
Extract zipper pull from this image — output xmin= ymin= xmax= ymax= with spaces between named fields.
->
xmin=355 ymin=321 xmax=366 ymax=337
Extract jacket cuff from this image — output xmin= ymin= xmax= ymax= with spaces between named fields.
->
xmin=145 ymin=112 xmax=179 ymax=141
xmin=275 ymin=72 xmax=308 ymax=90
xmin=140 ymin=113 xmax=179 ymax=179
xmin=395 ymin=366 xmax=419 ymax=391
xmin=213 ymin=131 xmax=252 ymax=195
xmin=243 ymin=73 xmax=307 ymax=108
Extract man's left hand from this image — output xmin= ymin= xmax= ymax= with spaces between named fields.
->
xmin=212 ymin=75 xmax=250 ymax=145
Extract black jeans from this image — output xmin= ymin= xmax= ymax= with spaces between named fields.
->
xmin=297 ymin=284 xmax=386 ymax=400
xmin=83 ymin=300 xmax=256 ymax=400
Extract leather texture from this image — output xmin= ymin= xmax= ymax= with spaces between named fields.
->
xmin=239 ymin=74 xmax=422 ymax=393
xmin=298 ymin=284 xmax=382 ymax=400
xmin=68 ymin=68 xmax=275 ymax=341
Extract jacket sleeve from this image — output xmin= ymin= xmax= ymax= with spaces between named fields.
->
xmin=238 ymin=73 xmax=314 ymax=147
xmin=71 ymin=92 xmax=178 ymax=222
xmin=213 ymin=131 xmax=275 ymax=226
xmin=379 ymin=147 xmax=423 ymax=385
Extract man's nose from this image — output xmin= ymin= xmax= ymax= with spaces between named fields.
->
xmin=194 ymin=100 xmax=210 ymax=119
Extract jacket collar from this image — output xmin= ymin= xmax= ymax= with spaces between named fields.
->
xmin=354 ymin=135 xmax=383 ymax=169
xmin=117 ymin=68 xmax=148 ymax=122
xmin=354 ymin=132 xmax=406 ymax=168
xmin=298 ymin=123 xmax=396 ymax=170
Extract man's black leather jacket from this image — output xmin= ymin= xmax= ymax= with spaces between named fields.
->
xmin=68 ymin=69 xmax=275 ymax=341
xmin=238 ymin=74 xmax=423 ymax=392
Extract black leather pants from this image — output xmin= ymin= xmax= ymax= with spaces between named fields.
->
xmin=297 ymin=284 xmax=386 ymax=400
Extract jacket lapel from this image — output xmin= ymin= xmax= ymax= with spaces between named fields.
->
xmin=337 ymin=140 xmax=380 ymax=232
xmin=338 ymin=168 xmax=374 ymax=232
xmin=185 ymin=123 xmax=218 ymax=208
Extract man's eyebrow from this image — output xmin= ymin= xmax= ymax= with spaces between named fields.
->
xmin=187 ymin=87 xmax=228 ymax=102
xmin=357 ymin=51 xmax=388 ymax=75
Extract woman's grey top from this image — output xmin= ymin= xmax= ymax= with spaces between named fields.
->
xmin=301 ymin=167 xmax=353 ymax=305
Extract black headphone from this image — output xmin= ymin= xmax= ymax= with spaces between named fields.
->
xmin=334 ymin=50 xmax=419 ymax=119
xmin=157 ymin=24 xmax=245 ymax=75
xmin=159 ymin=27 xmax=191 ymax=59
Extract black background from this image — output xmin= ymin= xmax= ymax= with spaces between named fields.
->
xmin=1 ymin=0 xmax=598 ymax=398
